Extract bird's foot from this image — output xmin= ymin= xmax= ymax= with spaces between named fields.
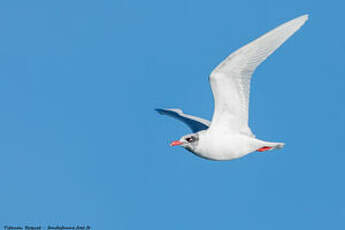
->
xmin=257 ymin=146 xmax=273 ymax=152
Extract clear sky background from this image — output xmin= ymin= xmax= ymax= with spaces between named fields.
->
xmin=0 ymin=0 xmax=344 ymax=229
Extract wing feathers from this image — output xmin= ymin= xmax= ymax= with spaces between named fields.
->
xmin=156 ymin=108 xmax=210 ymax=133
xmin=209 ymin=15 xmax=308 ymax=135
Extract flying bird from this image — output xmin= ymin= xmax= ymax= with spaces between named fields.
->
xmin=156 ymin=15 xmax=308 ymax=161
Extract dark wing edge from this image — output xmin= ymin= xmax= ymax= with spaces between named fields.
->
xmin=155 ymin=108 xmax=210 ymax=133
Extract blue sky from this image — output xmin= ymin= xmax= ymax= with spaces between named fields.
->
xmin=0 ymin=0 xmax=344 ymax=229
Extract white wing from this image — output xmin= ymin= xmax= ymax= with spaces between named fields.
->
xmin=156 ymin=108 xmax=210 ymax=132
xmin=209 ymin=15 xmax=308 ymax=136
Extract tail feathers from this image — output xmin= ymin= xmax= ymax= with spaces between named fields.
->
xmin=273 ymin=142 xmax=285 ymax=149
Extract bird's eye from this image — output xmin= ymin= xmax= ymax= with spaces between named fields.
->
xmin=186 ymin=137 xmax=194 ymax=143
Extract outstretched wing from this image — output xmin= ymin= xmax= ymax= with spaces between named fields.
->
xmin=209 ymin=15 xmax=308 ymax=136
xmin=155 ymin=108 xmax=210 ymax=133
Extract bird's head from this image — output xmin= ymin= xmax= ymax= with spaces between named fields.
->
xmin=170 ymin=133 xmax=199 ymax=152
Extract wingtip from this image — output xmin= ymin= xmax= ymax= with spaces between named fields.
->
xmin=155 ymin=108 xmax=164 ymax=114
xmin=298 ymin=14 xmax=309 ymax=22
xmin=287 ymin=14 xmax=309 ymax=28
xmin=302 ymin=14 xmax=309 ymax=20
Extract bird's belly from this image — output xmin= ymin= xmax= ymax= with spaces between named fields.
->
xmin=195 ymin=134 xmax=257 ymax=161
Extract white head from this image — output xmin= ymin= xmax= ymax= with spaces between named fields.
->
xmin=170 ymin=133 xmax=200 ymax=153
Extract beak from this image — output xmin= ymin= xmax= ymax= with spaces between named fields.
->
xmin=170 ymin=140 xmax=183 ymax=146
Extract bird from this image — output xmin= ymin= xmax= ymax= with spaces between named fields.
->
xmin=156 ymin=15 xmax=308 ymax=161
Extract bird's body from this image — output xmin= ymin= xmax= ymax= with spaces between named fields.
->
xmin=191 ymin=131 xmax=284 ymax=161
xmin=156 ymin=15 xmax=308 ymax=161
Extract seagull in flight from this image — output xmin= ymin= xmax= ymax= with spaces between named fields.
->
xmin=156 ymin=15 xmax=308 ymax=161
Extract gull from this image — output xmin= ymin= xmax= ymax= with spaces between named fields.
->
xmin=156 ymin=15 xmax=308 ymax=161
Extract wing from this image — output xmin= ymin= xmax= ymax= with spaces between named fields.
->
xmin=155 ymin=108 xmax=210 ymax=133
xmin=209 ymin=15 xmax=308 ymax=136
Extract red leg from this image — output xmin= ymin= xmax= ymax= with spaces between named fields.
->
xmin=257 ymin=146 xmax=273 ymax=152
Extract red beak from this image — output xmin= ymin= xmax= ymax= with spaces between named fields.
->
xmin=170 ymin=140 xmax=183 ymax=146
